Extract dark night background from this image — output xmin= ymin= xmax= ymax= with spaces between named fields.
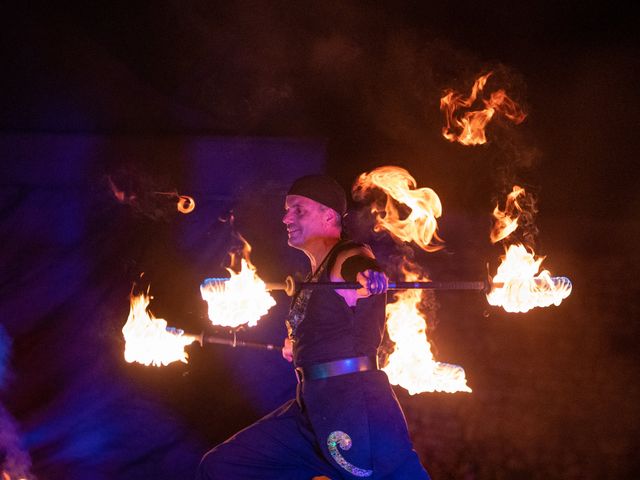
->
xmin=1 ymin=1 xmax=639 ymax=479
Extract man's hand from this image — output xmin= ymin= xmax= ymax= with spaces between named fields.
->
xmin=282 ymin=337 xmax=293 ymax=362
xmin=356 ymin=269 xmax=389 ymax=297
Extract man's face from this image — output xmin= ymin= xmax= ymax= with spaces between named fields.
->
xmin=282 ymin=195 xmax=330 ymax=248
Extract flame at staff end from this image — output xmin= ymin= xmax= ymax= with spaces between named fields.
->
xmin=383 ymin=270 xmax=472 ymax=395
xmin=200 ymin=259 xmax=276 ymax=328
xmin=486 ymin=244 xmax=572 ymax=313
xmin=200 ymin=220 xmax=276 ymax=328
xmin=440 ymin=72 xmax=527 ymax=146
xmin=353 ymin=166 xmax=444 ymax=252
xmin=122 ymin=293 xmax=197 ymax=366
xmin=488 ymin=186 xmax=571 ymax=312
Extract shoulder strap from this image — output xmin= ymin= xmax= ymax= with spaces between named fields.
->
xmin=324 ymin=240 xmax=364 ymax=275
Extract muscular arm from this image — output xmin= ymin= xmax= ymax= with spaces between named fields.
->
xmin=329 ymin=246 xmax=388 ymax=306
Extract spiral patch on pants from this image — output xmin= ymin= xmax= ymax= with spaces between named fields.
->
xmin=327 ymin=431 xmax=372 ymax=477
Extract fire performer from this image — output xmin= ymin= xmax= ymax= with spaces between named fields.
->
xmin=197 ymin=175 xmax=430 ymax=479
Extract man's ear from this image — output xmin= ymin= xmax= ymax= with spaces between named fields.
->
xmin=322 ymin=208 xmax=335 ymax=226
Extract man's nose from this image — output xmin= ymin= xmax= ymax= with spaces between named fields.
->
xmin=282 ymin=211 xmax=292 ymax=224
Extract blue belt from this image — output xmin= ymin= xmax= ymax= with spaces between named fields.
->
xmin=295 ymin=355 xmax=378 ymax=382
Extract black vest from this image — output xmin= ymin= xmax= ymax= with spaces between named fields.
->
xmin=290 ymin=240 xmax=387 ymax=367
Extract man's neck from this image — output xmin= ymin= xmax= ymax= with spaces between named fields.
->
xmin=302 ymin=237 xmax=341 ymax=273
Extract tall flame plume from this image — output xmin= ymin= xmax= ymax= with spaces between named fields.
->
xmin=122 ymin=292 xmax=197 ymax=366
xmin=353 ymin=166 xmax=444 ymax=252
xmin=440 ymin=72 xmax=526 ymax=146
xmin=354 ymin=166 xmax=468 ymax=394
xmin=383 ymin=269 xmax=471 ymax=394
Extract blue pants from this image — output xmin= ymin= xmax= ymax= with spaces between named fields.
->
xmin=196 ymin=398 xmax=430 ymax=480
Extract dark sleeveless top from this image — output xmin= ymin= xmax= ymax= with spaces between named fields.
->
xmin=286 ymin=240 xmax=387 ymax=368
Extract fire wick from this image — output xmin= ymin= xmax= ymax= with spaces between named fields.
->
xmin=166 ymin=327 xmax=279 ymax=351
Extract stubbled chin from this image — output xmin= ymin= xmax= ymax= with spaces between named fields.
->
xmin=287 ymin=234 xmax=302 ymax=247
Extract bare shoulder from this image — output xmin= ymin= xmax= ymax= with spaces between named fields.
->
xmin=330 ymin=245 xmax=375 ymax=281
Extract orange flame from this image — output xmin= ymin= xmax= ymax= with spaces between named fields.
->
xmin=383 ymin=270 xmax=471 ymax=394
xmin=122 ymin=293 xmax=197 ymax=366
xmin=354 ymin=167 xmax=465 ymax=393
xmin=487 ymin=244 xmax=572 ymax=313
xmin=491 ymin=185 xmax=526 ymax=243
xmin=154 ymin=191 xmax=196 ymax=214
xmin=488 ymin=187 xmax=571 ymax=312
xmin=176 ymin=195 xmax=195 ymax=213
xmin=440 ymin=72 xmax=526 ymax=146
xmin=353 ymin=166 xmax=444 ymax=252
xmin=200 ymin=231 xmax=275 ymax=328
xmin=200 ymin=260 xmax=276 ymax=328
xmin=107 ymin=175 xmax=133 ymax=203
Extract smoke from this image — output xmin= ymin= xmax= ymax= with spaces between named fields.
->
xmin=494 ymin=185 xmax=539 ymax=248
xmin=0 ymin=326 xmax=35 ymax=479
xmin=105 ymin=169 xmax=194 ymax=222
xmin=10 ymin=3 xmax=542 ymax=218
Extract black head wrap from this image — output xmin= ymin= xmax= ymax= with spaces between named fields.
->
xmin=287 ymin=175 xmax=347 ymax=215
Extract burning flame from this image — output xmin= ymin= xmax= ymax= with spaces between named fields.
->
xmin=107 ymin=175 xmax=133 ymax=203
xmin=486 ymin=244 xmax=572 ymax=313
xmin=440 ymin=72 xmax=526 ymax=146
xmin=107 ymin=175 xmax=195 ymax=214
xmin=122 ymin=293 xmax=197 ymax=366
xmin=490 ymin=185 xmax=526 ymax=243
xmin=176 ymin=195 xmax=195 ymax=213
xmin=488 ymin=187 xmax=572 ymax=312
xmin=353 ymin=166 xmax=444 ymax=252
xmin=383 ymin=270 xmax=471 ymax=395
xmin=354 ymin=167 xmax=466 ymax=393
xmin=200 ymin=227 xmax=275 ymax=328
xmin=201 ymin=259 xmax=276 ymax=328
xmin=154 ymin=191 xmax=196 ymax=214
